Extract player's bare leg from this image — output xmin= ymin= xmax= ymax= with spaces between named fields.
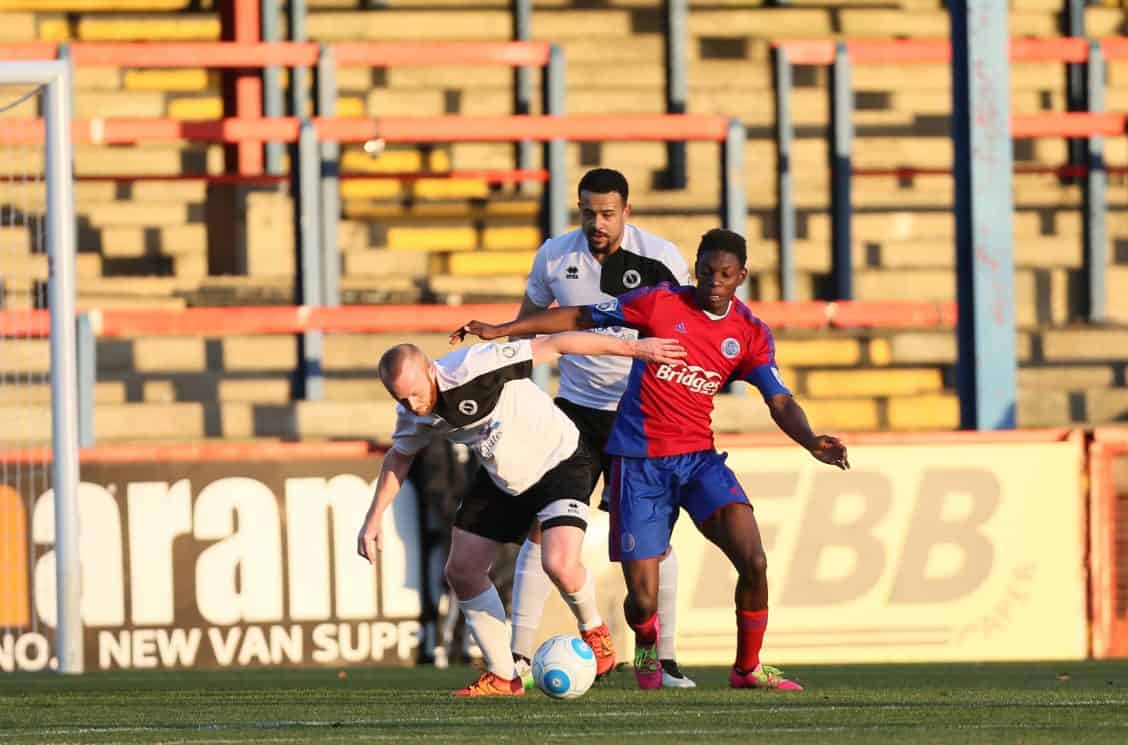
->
xmin=699 ymin=504 xmax=802 ymax=691
xmin=541 ymin=522 xmax=615 ymax=678
xmin=621 ymin=556 xmax=663 ymax=689
xmin=446 ymin=528 xmax=523 ymax=697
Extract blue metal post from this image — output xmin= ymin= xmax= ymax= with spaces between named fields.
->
xmin=317 ymin=44 xmax=341 ymax=307
xmin=261 ymin=0 xmax=283 ymax=174
xmin=543 ymin=44 xmax=567 ymax=240
xmin=532 ymin=44 xmax=567 ymax=393
xmin=725 ymin=117 xmax=748 ymax=397
xmin=76 ymin=312 xmax=95 ymax=447
xmin=1066 ymin=0 xmax=1086 ymax=179
xmin=723 ymin=118 xmax=748 ymax=261
xmin=1084 ymin=39 xmax=1107 ymax=322
xmin=830 ymin=41 xmax=853 ymax=300
xmin=296 ymin=119 xmax=323 ymax=400
xmin=664 ymin=0 xmax=688 ymax=189
xmin=950 ymin=0 xmax=1017 ymax=430
xmin=773 ymin=44 xmax=796 ymax=301
xmin=512 ymin=0 xmax=534 ymax=189
xmin=289 ymin=0 xmax=309 ymax=119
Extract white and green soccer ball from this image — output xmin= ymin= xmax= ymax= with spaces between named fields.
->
xmin=531 ymin=635 xmax=597 ymax=699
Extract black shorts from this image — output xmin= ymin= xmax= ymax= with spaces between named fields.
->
xmin=454 ymin=441 xmax=595 ymax=544
xmin=555 ymin=397 xmax=617 ymax=510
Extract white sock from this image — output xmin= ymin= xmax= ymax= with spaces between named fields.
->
xmin=510 ymin=539 xmax=553 ymax=660
xmin=459 ymin=586 xmax=515 ymax=680
xmin=563 ymin=569 xmax=603 ymax=632
xmin=657 ymin=547 xmax=679 ymax=660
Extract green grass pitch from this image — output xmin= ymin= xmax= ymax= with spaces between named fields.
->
xmin=3 ymin=661 xmax=1127 ymax=744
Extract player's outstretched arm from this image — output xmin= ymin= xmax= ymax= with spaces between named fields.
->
xmin=357 ymin=448 xmax=416 ymax=564
xmin=508 ymin=294 xmax=549 ymax=341
xmin=766 ymin=393 xmax=850 ymax=470
xmin=531 ymin=331 xmax=685 ymax=367
xmin=450 ymin=306 xmax=594 ymax=345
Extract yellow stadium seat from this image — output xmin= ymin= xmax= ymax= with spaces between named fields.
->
xmin=387 ymin=226 xmax=477 ymax=252
xmin=448 ymin=251 xmax=535 ymax=276
xmin=805 ymin=369 xmax=944 ymax=399
xmin=124 ymin=68 xmax=211 ymax=92
xmin=339 ymin=179 xmax=403 ymax=200
xmin=887 ymin=394 xmax=960 ymax=431
xmin=335 ymin=96 xmax=365 ymax=118
xmin=775 ymin=338 xmax=861 ymax=367
xmin=482 ymin=225 xmax=540 ymax=252
xmin=413 ymin=178 xmax=489 ymax=200
xmin=798 ymin=398 xmax=880 ymax=431
xmin=0 ymin=0 xmax=188 ymax=9
xmin=341 ymin=148 xmax=423 ymax=174
xmin=78 ymin=15 xmax=220 ymax=42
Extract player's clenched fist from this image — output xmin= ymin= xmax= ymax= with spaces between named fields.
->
xmin=808 ymin=435 xmax=849 ymax=470
xmin=450 ymin=321 xmax=503 ymax=344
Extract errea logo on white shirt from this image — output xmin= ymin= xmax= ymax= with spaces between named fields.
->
xmin=655 ymin=364 xmax=723 ymax=395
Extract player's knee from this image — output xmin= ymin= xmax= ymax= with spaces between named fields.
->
xmin=625 ymin=590 xmax=658 ymax=620
xmin=540 ymin=547 xmax=581 ymax=587
xmin=738 ymin=551 xmax=768 ymax=584
xmin=625 ymin=573 xmax=660 ymax=617
xmin=444 ymin=558 xmax=479 ymax=597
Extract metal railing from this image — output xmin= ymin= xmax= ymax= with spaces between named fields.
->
xmin=772 ymin=36 xmax=1128 ymax=321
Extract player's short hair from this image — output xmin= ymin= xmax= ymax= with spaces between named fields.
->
xmin=378 ymin=343 xmax=422 ymax=385
xmin=696 ymin=228 xmax=747 ymax=267
xmin=577 ymin=168 xmax=629 ymax=204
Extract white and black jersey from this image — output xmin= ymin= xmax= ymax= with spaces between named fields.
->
xmin=525 ymin=224 xmax=691 ymax=411
xmin=391 ymin=340 xmax=581 ymax=496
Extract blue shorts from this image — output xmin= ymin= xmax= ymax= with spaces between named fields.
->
xmin=606 ymin=450 xmax=750 ymax=562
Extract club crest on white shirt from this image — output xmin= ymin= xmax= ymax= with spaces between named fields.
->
xmin=458 ymin=399 xmax=479 ymax=416
xmin=721 ymin=337 xmax=741 ymax=359
xmin=500 ymin=343 xmax=518 ymax=359
xmin=622 ymin=269 xmax=642 ymax=289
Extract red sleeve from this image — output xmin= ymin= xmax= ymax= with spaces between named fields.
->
xmin=732 ymin=320 xmax=792 ymax=398
xmin=619 ymin=285 xmax=664 ymax=332
xmin=744 ymin=321 xmax=777 ymax=368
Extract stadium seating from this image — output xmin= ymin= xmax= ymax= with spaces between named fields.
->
xmin=3 ymin=0 xmax=1128 ymax=440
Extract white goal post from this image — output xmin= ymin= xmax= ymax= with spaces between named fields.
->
xmin=0 ymin=60 xmax=82 ymax=674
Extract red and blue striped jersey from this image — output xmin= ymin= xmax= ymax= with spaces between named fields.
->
xmin=589 ymin=283 xmax=790 ymax=458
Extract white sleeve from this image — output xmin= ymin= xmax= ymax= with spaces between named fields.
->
xmin=391 ymin=404 xmax=436 ymax=456
xmin=434 ymin=340 xmax=535 ymax=388
xmin=524 ymin=240 xmax=554 ymax=308
xmin=663 ymin=241 xmax=693 ymax=285
xmin=461 ymin=340 xmax=535 ymax=376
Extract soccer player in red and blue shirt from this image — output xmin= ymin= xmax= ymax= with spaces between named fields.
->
xmin=453 ymin=228 xmax=849 ymax=691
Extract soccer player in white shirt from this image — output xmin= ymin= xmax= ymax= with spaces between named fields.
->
xmin=357 ymin=330 xmax=685 ymax=696
xmin=510 ymin=168 xmax=698 ymax=688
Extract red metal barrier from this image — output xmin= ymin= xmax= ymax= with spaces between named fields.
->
xmin=0 ymin=440 xmax=380 ymax=465
xmin=0 ymin=40 xmax=551 ymax=68
xmin=3 ymin=114 xmax=731 ymax=145
xmin=0 ymin=301 xmax=959 ymax=339
xmin=774 ymin=37 xmax=1128 ymax=65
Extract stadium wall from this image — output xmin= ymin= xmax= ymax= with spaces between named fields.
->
xmin=1 ymin=429 xmax=1124 ymax=672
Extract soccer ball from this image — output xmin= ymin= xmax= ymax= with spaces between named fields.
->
xmin=531 ymin=635 xmax=597 ymax=699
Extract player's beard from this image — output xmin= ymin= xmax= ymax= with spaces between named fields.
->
xmin=585 ymin=230 xmax=615 ymax=255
